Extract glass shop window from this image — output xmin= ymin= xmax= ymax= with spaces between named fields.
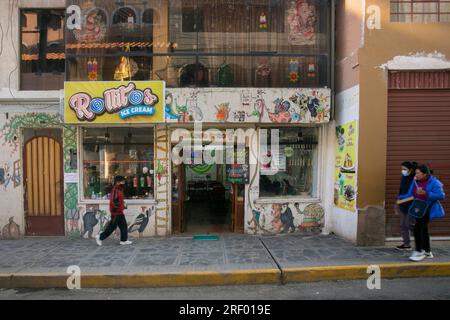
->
xmin=20 ymin=9 xmax=65 ymax=90
xmin=259 ymin=128 xmax=319 ymax=198
xmin=82 ymin=127 xmax=154 ymax=201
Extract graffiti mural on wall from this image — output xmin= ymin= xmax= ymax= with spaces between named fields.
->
xmin=247 ymin=202 xmax=324 ymax=235
xmin=0 ymin=113 xmax=78 ymax=239
xmin=1 ymin=217 xmax=21 ymax=239
xmin=65 ymin=184 xmax=81 ymax=238
xmin=0 ymin=161 xmax=21 ymax=189
xmin=166 ymin=88 xmax=330 ymax=124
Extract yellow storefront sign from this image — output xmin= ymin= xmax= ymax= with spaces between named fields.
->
xmin=64 ymin=81 xmax=165 ymax=124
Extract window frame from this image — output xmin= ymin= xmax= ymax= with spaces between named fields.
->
xmin=78 ymin=125 xmax=157 ymax=204
xmin=256 ymin=125 xmax=324 ymax=203
xmin=390 ymin=0 xmax=450 ymax=23
xmin=20 ymin=7 xmax=66 ymax=91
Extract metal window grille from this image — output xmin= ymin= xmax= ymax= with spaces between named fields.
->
xmin=390 ymin=0 xmax=450 ymax=22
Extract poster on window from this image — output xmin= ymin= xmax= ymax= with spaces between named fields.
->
xmin=64 ymin=81 xmax=165 ymax=124
xmin=334 ymin=120 xmax=357 ymax=212
xmin=261 ymin=145 xmax=286 ymax=175
xmin=286 ymin=0 xmax=317 ymax=46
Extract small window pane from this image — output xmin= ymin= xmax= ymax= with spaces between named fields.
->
xmin=20 ymin=9 xmax=65 ymax=90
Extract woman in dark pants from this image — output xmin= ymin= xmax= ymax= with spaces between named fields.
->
xmin=399 ymin=165 xmax=446 ymax=262
xmin=95 ymin=176 xmax=132 ymax=246
xmin=395 ymin=161 xmax=417 ymax=250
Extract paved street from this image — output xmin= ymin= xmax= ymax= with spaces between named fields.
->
xmin=1 ymin=277 xmax=449 ymax=300
xmin=1 ymin=233 xmax=450 ymax=275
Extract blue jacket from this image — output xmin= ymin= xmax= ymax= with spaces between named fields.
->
xmin=399 ymin=176 xmax=446 ymax=220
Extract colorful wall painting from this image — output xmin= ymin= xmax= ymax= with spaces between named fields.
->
xmin=334 ymin=120 xmax=357 ymax=212
xmin=165 ymin=88 xmax=330 ymax=124
xmin=247 ymin=202 xmax=325 ymax=235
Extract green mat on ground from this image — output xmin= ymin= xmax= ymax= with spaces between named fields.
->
xmin=192 ymin=235 xmax=219 ymax=241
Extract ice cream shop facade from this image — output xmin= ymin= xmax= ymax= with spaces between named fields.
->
xmin=0 ymin=0 xmax=338 ymax=239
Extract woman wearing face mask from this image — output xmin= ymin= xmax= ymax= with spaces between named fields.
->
xmin=395 ymin=161 xmax=417 ymax=250
xmin=399 ymin=164 xmax=446 ymax=261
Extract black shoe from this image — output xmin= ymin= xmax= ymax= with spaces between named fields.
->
xmin=396 ymin=244 xmax=412 ymax=251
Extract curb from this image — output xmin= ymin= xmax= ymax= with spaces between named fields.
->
xmin=0 ymin=262 xmax=449 ymax=288
xmin=0 ymin=269 xmax=281 ymax=289
xmin=283 ymin=262 xmax=450 ymax=283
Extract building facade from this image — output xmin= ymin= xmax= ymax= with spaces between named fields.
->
xmin=0 ymin=0 xmax=340 ymax=240
xmin=336 ymin=0 xmax=450 ymax=244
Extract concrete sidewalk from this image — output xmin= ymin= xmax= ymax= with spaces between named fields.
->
xmin=0 ymin=234 xmax=449 ymax=288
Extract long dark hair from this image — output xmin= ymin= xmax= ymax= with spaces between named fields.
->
xmin=417 ymin=164 xmax=434 ymax=176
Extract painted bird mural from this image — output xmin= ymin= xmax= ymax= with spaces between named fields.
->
xmin=128 ymin=208 xmax=152 ymax=237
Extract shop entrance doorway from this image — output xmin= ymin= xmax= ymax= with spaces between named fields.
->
xmin=172 ymin=163 xmax=245 ymax=234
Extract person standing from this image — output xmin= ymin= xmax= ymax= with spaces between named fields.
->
xmin=395 ymin=161 xmax=417 ymax=250
xmin=95 ymin=176 xmax=132 ymax=246
xmin=399 ymin=165 xmax=445 ymax=262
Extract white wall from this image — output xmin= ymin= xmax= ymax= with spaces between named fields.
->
xmin=326 ymin=85 xmax=360 ymax=242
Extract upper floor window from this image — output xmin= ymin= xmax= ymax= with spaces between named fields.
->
xmin=65 ymin=0 xmax=331 ymax=88
xmin=391 ymin=0 xmax=450 ymax=22
xmin=20 ymin=9 xmax=65 ymax=90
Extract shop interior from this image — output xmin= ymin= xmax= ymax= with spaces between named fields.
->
xmin=172 ymin=163 xmax=233 ymax=234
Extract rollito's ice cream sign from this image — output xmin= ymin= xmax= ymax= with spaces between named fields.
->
xmin=64 ymin=81 xmax=165 ymax=124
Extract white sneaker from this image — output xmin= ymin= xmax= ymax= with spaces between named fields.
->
xmin=424 ymin=251 xmax=434 ymax=259
xmin=119 ymin=240 xmax=133 ymax=245
xmin=95 ymin=234 xmax=102 ymax=246
xmin=409 ymin=250 xmax=425 ymax=262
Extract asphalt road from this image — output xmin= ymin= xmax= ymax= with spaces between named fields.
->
xmin=0 ymin=277 xmax=449 ymax=300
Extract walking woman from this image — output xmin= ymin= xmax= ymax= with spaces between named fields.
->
xmin=399 ymin=164 xmax=446 ymax=261
xmin=395 ymin=161 xmax=417 ymax=250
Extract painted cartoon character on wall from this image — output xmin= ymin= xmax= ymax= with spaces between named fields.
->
xmin=298 ymin=203 xmax=325 ymax=232
xmin=287 ymin=0 xmax=317 ymax=45
xmin=81 ymin=208 xmax=109 ymax=239
xmin=271 ymin=203 xmax=283 ymax=232
xmin=307 ymin=91 xmax=321 ymax=121
xmin=186 ymin=91 xmax=204 ymax=121
xmin=281 ymin=203 xmax=296 ymax=233
xmin=268 ymin=98 xmax=291 ymax=123
xmin=165 ymin=93 xmax=180 ymax=120
xmin=233 ymin=111 xmax=246 ymax=122
xmin=215 ymin=103 xmax=230 ymax=122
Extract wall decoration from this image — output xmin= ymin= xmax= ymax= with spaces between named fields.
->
xmin=64 ymin=184 xmax=80 ymax=238
xmin=259 ymin=12 xmax=268 ymax=30
xmin=246 ymin=202 xmax=325 ymax=235
xmin=0 ymin=162 xmax=21 ymax=190
xmin=81 ymin=205 xmax=109 ymax=239
xmin=1 ymin=217 xmax=20 ymax=239
xmin=307 ymin=63 xmax=316 ymax=78
xmin=215 ymin=103 xmax=231 ymax=122
xmin=166 ymin=88 xmax=330 ymax=124
xmin=286 ymin=0 xmax=317 ymax=46
xmin=87 ymin=58 xmax=98 ymax=81
xmin=165 ymin=93 xmax=180 ymax=120
xmin=73 ymin=10 xmax=106 ymax=43
xmin=128 ymin=206 xmax=152 ymax=237
xmin=255 ymin=57 xmax=272 ymax=87
xmin=288 ymin=59 xmax=300 ymax=84
xmin=334 ymin=120 xmax=357 ymax=211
